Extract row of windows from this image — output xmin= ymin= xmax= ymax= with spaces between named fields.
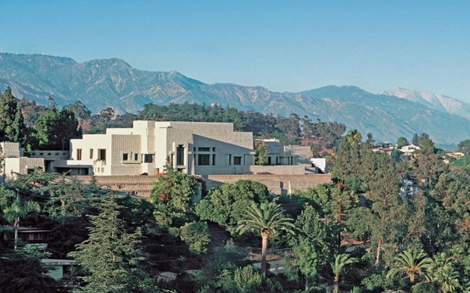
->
xmin=31 ymin=152 xmax=68 ymax=156
xmin=122 ymin=153 xmax=154 ymax=163
xmin=196 ymin=154 xmax=242 ymax=166
xmin=76 ymin=149 xmax=106 ymax=161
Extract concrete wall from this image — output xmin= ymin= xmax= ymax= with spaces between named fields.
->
xmin=73 ymin=173 xmax=331 ymax=198
xmin=248 ymin=164 xmax=310 ymax=175
xmin=206 ymin=174 xmax=332 ymax=194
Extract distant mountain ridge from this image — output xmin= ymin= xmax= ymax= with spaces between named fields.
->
xmin=382 ymin=87 xmax=470 ymax=120
xmin=0 ymin=53 xmax=469 ymax=148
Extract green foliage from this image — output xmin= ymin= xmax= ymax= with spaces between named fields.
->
xmin=458 ymin=139 xmax=470 ymax=154
xmin=31 ymin=106 xmax=82 ymax=150
xmin=411 ymin=283 xmax=437 ymax=293
xmin=0 ymin=87 xmax=28 ymax=147
xmin=285 ymin=205 xmax=328 ymax=290
xmin=197 ymin=265 xmax=283 ymax=293
xmin=331 ymin=253 xmax=358 ymax=292
xmin=254 ymin=140 xmax=268 ymax=165
xmin=397 ymin=136 xmax=409 ymax=148
xmin=150 ymin=168 xmax=199 ymax=228
xmin=298 ymin=183 xmax=357 ymax=223
xmin=237 ymin=201 xmax=295 ymax=274
xmin=179 ymin=221 xmax=211 ymax=255
xmin=68 ymin=195 xmax=149 ymax=293
xmin=0 ymin=184 xmax=41 ymax=249
xmin=0 ymin=252 xmax=60 ymax=292
xmin=195 ymin=180 xmax=269 ymax=227
xmin=386 ymin=249 xmax=432 ymax=284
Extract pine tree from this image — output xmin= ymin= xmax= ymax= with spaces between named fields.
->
xmin=68 ymin=195 xmax=150 ymax=293
xmin=0 ymin=87 xmax=27 ymax=146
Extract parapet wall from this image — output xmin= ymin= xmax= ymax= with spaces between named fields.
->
xmin=73 ymin=173 xmax=332 ymax=199
xmin=206 ymin=174 xmax=331 ymax=195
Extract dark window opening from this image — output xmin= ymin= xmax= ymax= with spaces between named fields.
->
xmin=212 ymin=154 xmax=216 ymax=165
xmin=134 ymin=153 xmax=139 ymax=161
xmin=177 ymin=145 xmax=184 ymax=165
xmin=144 ymin=154 xmax=153 ymax=163
xmin=234 ymin=156 xmax=242 ymax=165
xmin=198 ymin=147 xmax=210 ymax=152
xmin=77 ymin=149 xmax=82 ymax=160
xmin=98 ymin=149 xmax=106 ymax=161
xmin=122 ymin=153 xmax=129 ymax=161
xmin=198 ymin=154 xmax=210 ymax=165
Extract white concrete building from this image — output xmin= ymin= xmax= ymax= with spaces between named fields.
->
xmin=1 ymin=142 xmax=45 ymax=181
xmin=68 ymin=121 xmax=255 ymax=176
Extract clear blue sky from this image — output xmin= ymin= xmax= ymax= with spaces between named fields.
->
xmin=1 ymin=1 xmax=469 ymax=103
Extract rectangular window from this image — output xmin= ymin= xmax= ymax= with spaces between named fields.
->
xmin=89 ymin=149 xmax=94 ymax=159
xmin=176 ymin=145 xmax=184 ymax=165
xmin=198 ymin=154 xmax=210 ymax=165
xmin=234 ymin=156 xmax=242 ymax=165
xmin=198 ymin=147 xmax=210 ymax=152
xmin=122 ymin=153 xmax=129 ymax=161
xmin=98 ymin=149 xmax=106 ymax=161
xmin=212 ymin=154 xmax=216 ymax=166
xmin=77 ymin=149 xmax=82 ymax=160
xmin=143 ymin=154 xmax=153 ymax=163
xmin=134 ymin=153 xmax=139 ymax=161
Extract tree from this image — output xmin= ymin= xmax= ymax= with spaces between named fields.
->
xmin=412 ymin=133 xmax=420 ymax=146
xmin=254 ymin=140 xmax=268 ymax=165
xmin=0 ymin=185 xmax=40 ymax=250
xmin=386 ymin=249 xmax=432 ymax=284
xmin=68 ymin=195 xmax=151 ymax=293
xmin=0 ymin=252 xmax=60 ymax=292
xmin=397 ymin=136 xmax=409 ymax=148
xmin=458 ymin=139 xmax=470 ymax=154
xmin=427 ymin=253 xmax=460 ymax=293
xmin=286 ymin=204 xmax=328 ymax=291
xmin=32 ymin=106 xmax=81 ymax=150
xmin=0 ymin=87 xmax=27 ymax=146
xmin=150 ymin=167 xmax=199 ymax=228
xmin=179 ymin=221 xmax=211 ymax=255
xmin=330 ymin=253 xmax=357 ymax=293
xmin=195 ymin=180 xmax=270 ymax=228
xmin=236 ymin=201 xmax=295 ymax=274
xmin=365 ymin=132 xmax=375 ymax=149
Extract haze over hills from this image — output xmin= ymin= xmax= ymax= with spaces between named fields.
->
xmin=0 ymin=52 xmax=469 ymax=148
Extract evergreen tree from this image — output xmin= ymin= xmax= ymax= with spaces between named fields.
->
xmin=68 ymin=195 xmax=152 ymax=293
xmin=0 ymin=87 xmax=28 ymax=146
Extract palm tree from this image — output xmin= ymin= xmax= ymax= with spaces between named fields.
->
xmin=330 ymin=253 xmax=357 ymax=293
xmin=236 ymin=201 xmax=295 ymax=274
xmin=0 ymin=187 xmax=40 ymax=249
xmin=386 ymin=249 xmax=432 ymax=284
xmin=427 ymin=253 xmax=460 ymax=293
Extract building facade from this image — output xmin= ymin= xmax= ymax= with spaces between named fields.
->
xmin=68 ymin=120 xmax=255 ymax=176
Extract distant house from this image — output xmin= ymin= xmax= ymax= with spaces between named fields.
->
xmin=399 ymin=144 xmax=420 ymax=156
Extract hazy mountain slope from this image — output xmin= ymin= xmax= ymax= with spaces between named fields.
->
xmin=383 ymin=87 xmax=470 ymax=120
xmin=0 ymin=53 xmax=469 ymax=147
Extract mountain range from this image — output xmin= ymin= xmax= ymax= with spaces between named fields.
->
xmin=1 ymin=52 xmax=469 ymax=149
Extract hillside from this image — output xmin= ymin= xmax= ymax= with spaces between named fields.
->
xmin=1 ymin=53 xmax=469 ymax=148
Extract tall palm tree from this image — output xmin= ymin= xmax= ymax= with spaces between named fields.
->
xmin=330 ymin=253 xmax=357 ymax=293
xmin=236 ymin=201 xmax=295 ymax=274
xmin=0 ymin=187 xmax=40 ymax=250
xmin=386 ymin=249 xmax=432 ymax=284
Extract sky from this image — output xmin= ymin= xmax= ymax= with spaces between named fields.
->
xmin=1 ymin=1 xmax=470 ymax=103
